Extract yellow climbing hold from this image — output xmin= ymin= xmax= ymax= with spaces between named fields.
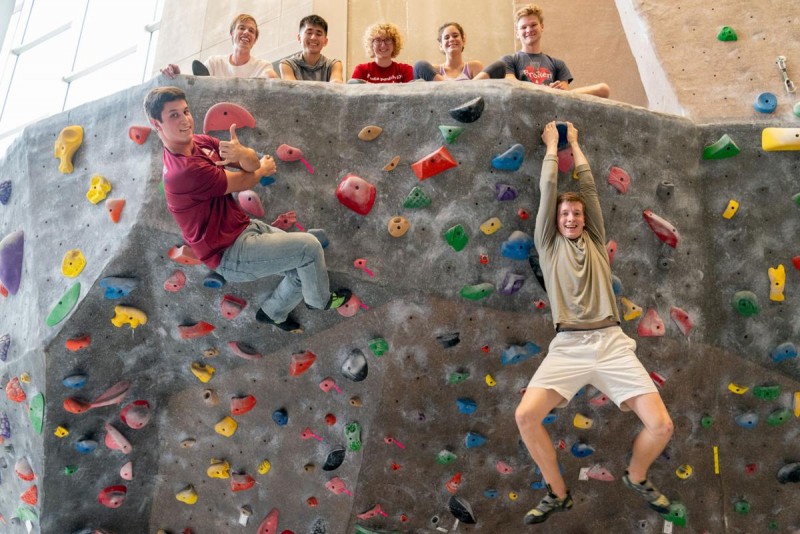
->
xmin=214 ymin=416 xmax=238 ymax=437
xmin=258 ymin=459 xmax=272 ymax=475
xmin=722 ymin=200 xmax=739 ymax=219
xmin=794 ymin=392 xmax=800 ymax=417
xmin=175 ymin=485 xmax=198 ymax=505
xmin=61 ymin=249 xmax=86 ymax=278
xmin=768 ymin=264 xmax=785 ymax=302
xmin=573 ymin=413 xmax=593 ymax=429
xmin=485 ymin=374 xmax=497 ymax=387
xmin=19 ymin=372 xmax=30 ymax=383
xmin=86 ymin=175 xmax=112 ymax=204
xmin=761 ymin=128 xmax=800 ymax=151
xmin=207 ymin=459 xmax=230 ymax=479
xmin=54 ymin=125 xmax=83 ymax=174
xmin=620 ymin=297 xmax=642 ymax=321
xmin=54 ymin=426 xmax=69 ymax=438
xmin=508 ymin=491 xmax=519 ymax=501
xmin=728 ymin=383 xmax=748 ymax=394
xmin=191 ymin=362 xmax=215 ymax=383
xmin=675 ymin=464 xmax=693 ymax=480
xmin=479 ymin=217 xmax=502 ymax=235
xmin=111 ymin=305 xmax=148 ymax=328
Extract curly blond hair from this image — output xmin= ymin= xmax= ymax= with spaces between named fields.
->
xmin=363 ymin=23 xmax=404 ymax=59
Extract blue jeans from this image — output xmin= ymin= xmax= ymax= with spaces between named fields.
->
xmin=217 ymin=220 xmax=330 ymax=322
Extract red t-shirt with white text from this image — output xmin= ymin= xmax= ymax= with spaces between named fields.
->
xmin=351 ymin=61 xmax=413 ymax=83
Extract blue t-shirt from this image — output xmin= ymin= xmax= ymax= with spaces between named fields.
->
xmin=501 ymin=52 xmax=573 ymax=85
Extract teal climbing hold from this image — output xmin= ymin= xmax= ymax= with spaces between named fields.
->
xmin=717 ymin=26 xmax=737 ymax=41
xmin=734 ymin=499 xmax=750 ymax=515
xmin=99 ymin=277 xmax=138 ymax=299
xmin=448 ymin=371 xmax=470 ymax=384
xmin=456 ymin=398 xmax=477 ymax=414
xmin=436 ymin=449 xmax=457 ymax=465
xmin=403 ymin=186 xmax=431 ymax=209
xmin=752 ymin=385 xmax=781 ymax=400
xmin=491 ymin=143 xmax=525 ymax=171
xmin=766 ymin=408 xmax=792 ymax=427
xmin=29 ymin=393 xmax=44 ymax=434
xmin=464 ymin=431 xmax=487 ymax=448
xmin=345 ymin=421 xmax=362 ymax=451
xmin=771 ymin=342 xmax=797 ymax=362
xmin=754 ymin=92 xmax=777 ymax=113
xmin=438 ymin=125 xmax=465 ymax=143
xmin=736 ymin=412 xmax=758 ymax=428
xmin=46 ymin=282 xmax=81 ymax=326
xmin=15 ymin=506 xmax=38 ymax=523
xmin=459 ymin=283 xmax=493 ymax=301
xmin=500 ymin=342 xmax=541 ymax=365
xmin=444 ymin=224 xmax=468 ymax=251
xmin=702 ymin=134 xmax=740 ymax=160
xmin=794 ymin=102 xmax=800 ymax=118
xmin=662 ymin=502 xmax=687 ymax=526
xmin=732 ymin=290 xmax=759 ymax=317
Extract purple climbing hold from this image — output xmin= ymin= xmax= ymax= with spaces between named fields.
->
xmin=0 ymin=230 xmax=24 ymax=295
xmin=0 ymin=181 xmax=10 ymax=205
xmin=498 ymin=272 xmax=526 ymax=295
xmin=0 ymin=333 xmax=9 ymax=362
xmin=495 ymin=183 xmax=518 ymax=201
xmin=0 ymin=412 xmax=9 ymax=439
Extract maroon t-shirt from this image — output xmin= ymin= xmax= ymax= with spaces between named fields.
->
xmin=162 ymin=134 xmax=249 ymax=268
xmin=351 ymin=61 xmax=413 ymax=83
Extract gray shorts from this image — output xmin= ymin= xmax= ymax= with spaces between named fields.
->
xmin=528 ymin=326 xmax=657 ymax=411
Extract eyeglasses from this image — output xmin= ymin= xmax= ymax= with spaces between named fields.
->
xmin=372 ymin=38 xmax=392 ymax=46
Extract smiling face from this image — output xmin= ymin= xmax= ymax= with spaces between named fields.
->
xmin=557 ymin=200 xmax=585 ymax=240
xmin=439 ymin=24 xmax=465 ymax=55
xmin=372 ymin=34 xmax=395 ymax=61
xmin=516 ymin=14 xmax=544 ymax=52
xmin=231 ymin=18 xmax=258 ymax=51
xmin=300 ymin=23 xmax=328 ymax=55
xmin=152 ymin=99 xmax=194 ymax=154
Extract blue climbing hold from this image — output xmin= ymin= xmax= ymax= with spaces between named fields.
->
xmin=99 ymin=277 xmax=138 ymax=300
xmin=491 ymin=144 xmax=525 ymax=171
xmin=0 ymin=412 xmax=9 ymax=439
xmin=272 ymin=408 xmax=288 ymax=426
xmin=530 ymin=479 xmax=547 ymax=490
xmin=464 ymin=431 xmax=487 ymax=448
xmin=571 ymin=442 xmax=595 ymax=458
xmin=754 ymin=92 xmax=777 ymax=114
xmin=260 ymin=175 xmax=276 ymax=186
xmin=0 ymin=181 xmax=10 ymax=205
xmin=771 ymin=342 xmax=797 ymax=363
xmin=484 ymin=489 xmax=499 ymax=498
xmin=456 ymin=398 xmax=477 ymax=414
xmin=735 ymin=412 xmax=758 ymax=429
xmin=500 ymin=342 xmax=541 ymax=365
xmin=543 ymin=412 xmax=557 ymax=425
xmin=62 ymin=374 xmax=88 ymax=389
xmin=0 ymin=229 xmax=24 ymax=295
xmin=74 ymin=439 xmax=98 ymax=454
xmin=611 ymin=275 xmax=623 ymax=296
xmin=501 ymin=231 xmax=534 ymax=260
xmin=203 ymin=272 xmax=226 ymax=288
xmin=556 ymin=122 xmax=568 ymax=149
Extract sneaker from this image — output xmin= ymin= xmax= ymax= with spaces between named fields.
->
xmin=255 ymin=309 xmax=303 ymax=333
xmin=523 ymin=485 xmax=573 ymax=525
xmin=325 ymin=289 xmax=352 ymax=310
xmin=622 ymin=472 xmax=671 ymax=513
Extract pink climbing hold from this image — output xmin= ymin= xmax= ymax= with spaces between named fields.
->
xmin=6 ymin=376 xmax=25 ymax=403
xmin=64 ymin=379 xmax=131 ymax=414
xmin=496 ymin=460 xmax=513 ymax=474
xmin=104 ymin=423 xmax=132 ymax=454
xmin=168 ymin=245 xmax=202 ymax=265
xmin=164 ymin=270 xmax=187 ymax=292
xmin=587 ymin=464 xmax=615 ymax=481
xmin=257 ymin=508 xmax=280 ymax=534
xmin=557 ymin=147 xmax=573 ymax=173
xmin=231 ymin=394 xmax=257 ymax=415
xmin=228 ymin=341 xmax=263 ymax=360
xmin=178 ymin=321 xmax=215 ymax=339
xmin=335 ymin=174 xmax=376 ymax=215
xmin=220 ymin=294 xmax=247 ymax=319
xmin=589 ymin=392 xmax=610 ymax=407
xmin=128 ymin=126 xmax=151 ymax=145
xmin=606 ymin=240 xmax=617 ymax=264
xmin=237 ymin=190 xmax=265 ymax=217
xmin=120 ymin=461 xmax=133 ymax=480
xmin=319 ymin=377 xmax=342 ymax=394
xmin=290 ymin=351 xmax=316 ymax=376
xmin=300 ymin=427 xmax=323 ymax=441
xmin=607 ymin=166 xmax=631 ymax=194
xmin=642 ymin=210 xmax=680 ymax=248
xmin=325 ymin=476 xmax=352 ymax=496
xmin=98 ymin=485 xmax=127 ymax=508
xmin=276 ymin=143 xmax=314 ymax=173
xmin=230 ymin=473 xmax=256 ymax=492
xmin=638 ymin=308 xmax=666 ymax=337
xmin=202 ymin=102 xmax=256 ymax=133
xmin=411 ymin=146 xmax=458 ymax=180
xmin=353 ymin=258 xmax=374 ymax=277
xmin=669 ymin=306 xmax=694 ymax=337
xmin=106 ymin=198 xmax=125 ymax=223
xmin=271 ymin=211 xmax=300 ymax=231
xmin=15 ymin=457 xmax=34 ymax=481
xmin=357 ymin=504 xmax=389 ymax=520
xmin=337 ymin=294 xmax=361 ymax=317
xmin=120 ymin=400 xmax=152 ymax=429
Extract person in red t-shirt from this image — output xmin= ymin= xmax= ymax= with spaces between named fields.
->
xmin=350 ymin=23 xmax=413 ymax=83
xmin=144 ymin=86 xmax=350 ymax=333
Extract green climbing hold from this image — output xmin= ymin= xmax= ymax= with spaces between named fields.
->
xmin=368 ymin=337 xmax=389 ymax=356
xmin=662 ymin=502 xmax=687 ymax=527
xmin=700 ymin=415 xmax=714 ymax=428
xmin=448 ymin=371 xmax=470 ymax=385
xmin=717 ymin=26 xmax=737 ymax=41
xmin=444 ymin=224 xmax=468 ymax=252
xmin=769 ymin=520 xmax=779 ymax=530
xmin=766 ymin=408 xmax=792 ymax=427
xmin=46 ymin=282 xmax=81 ymax=326
xmin=29 ymin=393 xmax=44 ymax=434
xmin=64 ymin=465 xmax=78 ymax=475
xmin=15 ymin=506 xmax=38 ymax=523
xmin=355 ymin=526 xmax=401 ymax=534
xmin=792 ymin=192 xmax=800 ymax=207
xmin=345 ymin=421 xmax=362 ymax=451
xmin=753 ymin=385 xmax=781 ymax=400
xmin=403 ymin=186 xmax=431 ymax=209
xmin=731 ymin=290 xmax=759 ymax=317
xmin=459 ymin=283 xmax=494 ymax=301
xmin=436 ymin=449 xmax=458 ymax=465
xmin=734 ymin=499 xmax=750 ymax=515
xmin=794 ymin=102 xmax=800 ymax=118
xmin=702 ymin=134 xmax=740 ymax=160
xmin=438 ymin=125 xmax=465 ymax=144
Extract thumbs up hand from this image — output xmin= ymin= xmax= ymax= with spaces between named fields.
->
xmin=216 ymin=124 xmax=245 ymax=166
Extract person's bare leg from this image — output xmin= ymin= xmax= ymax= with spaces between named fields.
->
xmin=570 ymin=82 xmax=611 ymax=98
xmin=624 ymin=392 xmax=674 ymax=480
xmin=515 ymin=387 xmax=568 ymax=496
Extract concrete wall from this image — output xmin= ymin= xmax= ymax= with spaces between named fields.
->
xmin=1 ymin=75 xmax=799 ymax=532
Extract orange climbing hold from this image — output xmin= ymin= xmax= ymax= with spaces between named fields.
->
xmin=445 ymin=472 xmax=462 ymax=493
xmin=290 ymin=351 xmax=316 ymax=376
xmin=230 ymin=473 xmax=255 ymax=492
xmin=411 ymin=146 xmax=458 ymax=180
xmin=106 ymin=198 xmax=125 ymax=223
xmin=168 ymin=245 xmax=202 ymax=265
xmin=128 ymin=125 xmax=151 ymax=145
xmin=231 ymin=394 xmax=257 ymax=415
xmin=178 ymin=321 xmax=215 ymax=339
xmin=65 ymin=334 xmax=91 ymax=351
xmin=20 ymin=485 xmax=38 ymax=505
xmin=6 ymin=377 xmax=25 ymax=403
xmin=202 ymin=102 xmax=256 ymax=133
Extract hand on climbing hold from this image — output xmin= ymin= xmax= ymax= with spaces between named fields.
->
xmin=258 ymin=154 xmax=276 ymax=178
xmin=541 ymin=122 xmax=558 ymax=150
xmin=566 ymin=122 xmax=578 ymax=144
xmin=549 ymin=80 xmax=568 ymax=91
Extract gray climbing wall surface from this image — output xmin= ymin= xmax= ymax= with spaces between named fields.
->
xmin=0 ymin=77 xmax=799 ymax=533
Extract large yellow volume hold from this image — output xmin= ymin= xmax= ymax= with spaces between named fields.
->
xmin=54 ymin=125 xmax=83 ymax=174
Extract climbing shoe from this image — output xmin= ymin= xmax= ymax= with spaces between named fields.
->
xmin=308 ymin=289 xmax=352 ymax=310
xmin=622 ymin=472 xmax=671 ymax=513
xmin=523 ymin=485 xmax=573 ymax=525
xmin=255 ymin=309 xmax=303 ymax=333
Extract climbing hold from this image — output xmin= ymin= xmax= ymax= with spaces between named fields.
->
xmin=492 ymin=143 xmax=525 ymax=171
xmin=702 ymin=134 xmax=740 ymax=159
xmin=495 ymin=460 xmax=513 ymax=474
xmin=456 ymin=398 xmax=477 ymax=414
xmin=46 ymin=282 xmax=81 ymax=327
xmin=554 ymin=122 xmax=569 ymax=149
xmin=460 ymin=283 xmax=493 ymax=301
xmin=437 ymin=332 xmax=460 ymax=348
xmin=752 ymin=385 xmax=781 ymax=401
xmin=436 ymin=450 xmax=457 ymax=465
xmin=411 ymin=146 xmax=458 ymax=180
xmin=571 ymin=442 xmax=595 ymax=458
xmin=498 ymin=271 xmax=526 ymax=296
xmin=479 ymin=253 xmax=489 ymax=264
xmin=345 ymin=422 xmax=362 ymax=451
xmin=767 ymin=408 xmax=792 ymax=426
xmin=168 ymin=244 xmax=202 ymax=265
xmin=6 ymin=377 xmax=25 ymax=403
xmin=220 ymin=294 xmax=246 ymax=318
xmin=439 ymin=125 xmax=464 ymax=143
xmin=495 ymin=183 xmax=518 ymax=201
xmin=620 ymin=297 xmax=642 ymax=321
xmin=276 ymin=143 xmax=314 ymax=172
xmin=104 ymin=423 xmax=132 ymax=454
xmin=464 ymin=431 xmax=487 ymax=448
xmin=518 ymin=207 xmax=530 ymax=220
xmin=701 ymin=415 xmax=714 ymax=428
xmin=74 ymin=438 xmax=98 ymax=454
xmin=191 ymin=362 xmax=215 ymax=382
xmin=656 ymin=180 xmax=674 ymax=202
xmin=383 ymin=155 xmax=400 ymax=171
xmin=754 ymin=92 xmax=777 ymax=113
xmin=479 ymin=217 xmax=502 ymax=235
xmin=768 ymin=264 xmax=785 ymax=301
xmin=403 ymin=186 xmax=431 ymax=209
xmin=272 ymin=408 xmax=288 ymax=426
xmin=271 ymin=211 xmax=301 ymax=230
xmin=728 ymin=383 xmax=749 ymax=395
xmin=717 ymin=25 xmax=737 ymax=41
xmin=215 ymin=416 xmax=238 ymax=437
xmin=722 ymin=199 xmax=739 ymax=219
xmin=449 ymin=96 xmax=484 ymax=123
xmin=605 ymin=240 xmax=617 ymax=264
xmin=368 ymin=337 xmax=389 ymax=356
xmin=336 ymin=293 xmax=362 ymax=317
xmin=732 ymin=290 xmax=759 ymax=317
xmin=111 ymin=305 xmax=147 ymax=328
xmin=444 ymin=224 xmax=468 ymax=252
xmin=669 ymin=306 xmax=694 ymax=336
xmin=777 ymin=462 xmax=800 ymax=484
xmin=448 ymin=495 xmax=477 ymax=524
xmin=237 ymin=190 xmax=264 ymax=217
xmin=589 ymin=392 xmax=610 ymax=407
xmin=258 ymin=459 xmax=271 ymax=475
xmin=387 ymin=216 xmax=410 ymax=237
xmin=106 ymin=198 xmax=125 ymax=223
xmin=325 ymin=476 xmax=352 ymax=496
xmin=358 ymin=125 xmax=383 ymax=141
xmin=99 ymin=277 xmax=138 ymax=299
xmin=771 ymin=342 xmax=797 ymax=363
xmin=86 ymin=174 xmax=112 ymax=204
xmin=290 ymin=351 xmax=316 ymax=376
xmin=231 ymin=472 xmax=255 ymax=492
xmin=336 ymin=174 xmax=376 ymax=215
xmin=29 ymin=393 xmax=44 ymax=433
xmin=607 ymin=166 xmax=631 ymax=194
xmin=0 ymin=180 xmax=11 ymax=205
xmin=15 ymin=457 xmax=34 ymax=482
xmin=206 ymin=459 xmax=230 ymax=479
xmin=501 ymin=230 xmax=534 ymax=259
xmin=642 ymin=210 xmax=679 ymax=248
xmin=128 ymin=125 xmax=151 ymax=144
xmin=0 ymin=333 xmax=9 ymax=362
xmin=0 ymin=229 xmax=23 ymax=294
xmin=736 ymin=412 xmax=758 ymax=428
xmin=120 ymin=400 xmax=151 ymax=429
xmin=61 ymin=249 xmax=86 ymax=278
xmin=202 ymin=272 xmax=226 ymax=288
xmin=587 ymin=464 xmax=615 ymax=481
xmin=675 ymin=464 xmax=693 ymax=480
xmin=638 ymin=308 xmax=665 ymax=337
xmin=178 ymin=321 xmax=215 ymax=339
xmin=98 ymin=485 xmax=127 ymax=508
xmin=573 ymin=413 xmax=593 ymax=429
xmin=20 ymin=485 xmax=38 ymax=506
xmin=485 ymin=374 xmax=497 ymax=387
xmin=324 ymin=413 xmax=337 ymax=425
xmin=349 ymin=395 xmax=362 ymax=407
xmin=323 ymin=447 xmax=346 ymax=471
xmin=256 ymin=508 xmax=280 ymax=534
xmin=227 ymin=341 xmax=263 ymax=360
xmin=54 ymin=125 xmax=83 ymax=173
xmin=662 ymin=502 xmax=687 ymax=526
xmin=202 ymin=389 xmax=219 ymax=406
xmin=319 ymin=377 xmax=343 ymax=394
xmin=557 ymin=147 xmax=573 ymax=173
xmin=231 ymin=394 xmax=257 ymax=416
xmin=175 ymin=485 xmax=198 ymax=505
xmin=202 ymin=102 xmax=255 ymax=133
xmin=501 ymin=342 xmax=541 ymax=365
xmin=734 ymin=499 xmax=750 ymax=515
xmin=65 ymin=335 xmax=91 ymax=352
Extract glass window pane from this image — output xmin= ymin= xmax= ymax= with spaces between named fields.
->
xmin=23 ymin=0 xmax=86 ymax=45
xmin=64 ymin=46 xmax=146 ymax=110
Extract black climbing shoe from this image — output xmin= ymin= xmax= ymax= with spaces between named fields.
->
xmin=523 ymin=484 xmax=573 ymax=525
xmin=255 ymin=309 xmax=303 ymax=333
xmin=622 ymin=472 xmax=671 ymax=513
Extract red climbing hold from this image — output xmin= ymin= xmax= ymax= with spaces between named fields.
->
xmin=669 ymin=306 xmax=694 ymax=337
xmin=337 ymin=294 xmax=361 ymax=317
xmin=128 ymin=126 xmax=151 ymax=145
xmin=557 ymin=147 xmax=573 ymax=173
xmin=335 ymin=174 xmax=376 ymax=215
xmin=792 ymin=256 xmax=800 ymax=271
xmin=638 ymin=308 xmax=666 ymax=337
xmin=220 ymin=294 xmax=247 ymax=319
xmin=65 ymin=334 xmax=91 ymax=351
xmin=642 ymin=210 xmax=680 ymax=248
xmin=168 ymin=245 xmax=202 ymax=265
xmin=120 ymin=400 xmax=152 ymax=429
xmin=20 ymin=485 xmax=38 ymax=505
xmin=257 ymin=508 xmax=280 ymax=534
xmin=607 ymin=166 xmax=631 ymax=194
xmin=202 ymin=102 xmax=256 ymax=133
xmin=357 ymin=504 xmax=388 ymax=520
xmin=271 ymin=211 xmax=298 ymax=230
xmin=15 ymin=457 xmax=34 ymax=481
xmin=106 ymin=198 xmax=125 ymax=223
xmin=231 ymin=394 xmax=257 ymax=415
xmin=230 ymin=473 xmax=256 ymax=492
xmin=178 ymin=321 xmax=215 ymax=339
xmin=411 ymin=146 xmax=458 ymax=180
xmin=228 ymin=341 xmax=263 ymax=360
xmin=324 ymin=413 xmax=337 ymax=426
xmin=0 ymin=282 xmax=7 ymax=297
xmin=290 ymin=351 xmax=316 ymax=376
xmin=6 ymin=377 xmax=25 ymax=403
xmin=445 ymin=472 xmax=462 ymax=493
xmin=164 ymin=270 xmax=187 ymax=292
xmin=63 ymin=397 xmax=91 ymax=414
xmin=606 ymin=240 xmax=617 ymax=264
xmin=238 ymin=190 xmax=265 ymax=217
xmin=517 ymin=208 xmax=530 ymax=220
xmin=98 ymin=485 xmax=127 ymax=508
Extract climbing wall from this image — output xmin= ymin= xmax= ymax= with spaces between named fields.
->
xmin=0 ymin=77 xmax=799 ymax=533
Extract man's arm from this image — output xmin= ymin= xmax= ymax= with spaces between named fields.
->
xmin=534 ymin=122 xmax=561 ymax=249
xmin=224 ymin=155 xmax=276 ymax=194
xmin=329 ymin=60 xmax=344 ymax=83
xmin=568 ymin=123 xmax=606 ymax=243
xmin=216 ymin=124 xmax=259 ymax=171
xmin=279 ymin=61 xmax=298 ymax=80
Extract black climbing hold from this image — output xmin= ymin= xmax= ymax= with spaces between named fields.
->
xmin=323 ymin=446 xmax=346 ymax=471
xmin=528 ymin=246 xmax=546 ymax=291
xmin=341 ymin=349 xmax=368 ymax=382
xmin=448 ymin=495 xmax=477 ymax=524
xmin=778 ymin=463 xmax=800 ymax=484
xmin=449 ymin=96 xmax=484 ymax=123
xmin=436 ymin=332 xmax=460 ymax=348
xmin=656 ymin=181 xmax=674 ymax=201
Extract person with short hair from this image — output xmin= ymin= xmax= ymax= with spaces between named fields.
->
xmin=350 ymin=23 xmax=413 ymax=83
xmin=280 ymin=15 xmax=343 ymax=82
xmin=517 ymin=121 xmax=673 ymax=525
xmin=161 ymin=14 xmax=278 ymax=79
xmin=413 ymin=22 xmax=484 ymax=81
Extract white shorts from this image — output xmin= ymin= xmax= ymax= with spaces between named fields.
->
xmin=528 ymin=326 xmax=657 ymax=411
